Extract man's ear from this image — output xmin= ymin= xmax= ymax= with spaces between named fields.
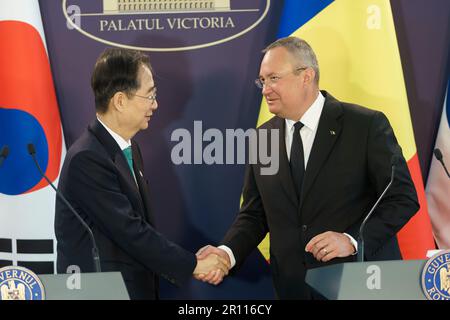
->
xmin=111 ymin=91 xmax=126 ymax=112
xmin=302 ymin=68 xmax=316 ymax=86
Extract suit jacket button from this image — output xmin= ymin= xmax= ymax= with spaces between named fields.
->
xmin=302 ymin=225 xmax=307 ymax=232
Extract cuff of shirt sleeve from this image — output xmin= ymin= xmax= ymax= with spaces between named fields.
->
xmin=343 ymin=233 xmax=358 ymax=255
xmin=218 ymin=245 xmax=236 ymax=268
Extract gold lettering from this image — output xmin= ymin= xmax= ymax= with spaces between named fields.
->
xmin=181 ymin=18 xmax=192 ymax=29
xmin=25 ymin=274 xmax=33 ymax=284
xmin=136 ymin=19 xmax=145 ymax=30
xmin=19 ymin=272 xmax=27 ymax=282
xmin=100 ymin=20 xmax=108 ymax=31
xmin=144 ymin=19 xmax=164 ymax=30
xmin=167 ymin=18 xmax=177 ymax=29
xmin=165 ymin=17 xmax=236 ymax=30
xmin=211 ymin=17 xmax=220 ymax=28
xmin=127 ymin=20 xmax=137 ymax=31
xmin=107 ymin=20 xmax=117 ymax=32
xmin=118 ymin=20 xmax=127 ymax=31
xmin=100 ymin=15 xmax=236 ymax=33
xmin=432 ymin=292 xmax=442 ymax=300
xmin=199 ymin=18 xmax=210 ymax=29
xmin=155 ymin=19 xmax=164 ymax=30
xmin=225 ymin=17 xmax=235 ymax=28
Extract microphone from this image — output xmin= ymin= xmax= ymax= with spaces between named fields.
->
xmin=27 ymin=143 xmax=101 ymax=272
xmin=357 ymin=155 xmax=398 ymax=262
xmin=0 ymin=145 xmax=10 ymax=167
xmin=433 ymin=148 xmax=450 ymax=179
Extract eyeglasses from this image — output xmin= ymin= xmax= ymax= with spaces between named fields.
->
xmin=255 ymin=67 xmax=308 ymax=89
xmin=133 ymin=92 xmax=157 ymax=105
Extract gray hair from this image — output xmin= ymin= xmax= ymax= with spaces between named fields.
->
xmin=263 ymin=37 xmax=320 ymax=84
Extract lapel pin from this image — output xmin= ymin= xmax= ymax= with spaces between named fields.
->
xmin=330 ymin=130 xmax=336 ymax=135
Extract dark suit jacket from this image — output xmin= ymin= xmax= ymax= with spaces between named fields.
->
xmin=55 ymin=120 xmax=196 ymax=300
xmin=222 ymin=91 xmax=419 ymax=299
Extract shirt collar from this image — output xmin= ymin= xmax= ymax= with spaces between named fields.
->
xmin=96 ymin=117 xmax=131 ymax=151
xmin=285 ymin=91 xmax=325 ymax=132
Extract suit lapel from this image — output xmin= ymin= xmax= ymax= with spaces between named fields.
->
xmin=88 ymin=120 xmax=146 ymax=216
xmin=132 ymin=144 xmax=155 ymax=226
xmin=115 ymin=152 xmax=140 ymax=193
xmin=300 ymin=92 xmax=343 ymax=208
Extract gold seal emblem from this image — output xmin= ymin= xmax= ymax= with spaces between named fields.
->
xmin=0 ymin=266 xmax=45 ymax=300
xmin=421 ymin=250 xmax=450 ymax=300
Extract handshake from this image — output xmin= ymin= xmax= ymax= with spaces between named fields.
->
xmin=192 ymin=245 xmax=230 ymax=285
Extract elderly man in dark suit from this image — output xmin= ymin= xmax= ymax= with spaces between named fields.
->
xmin=55 ymin=48 xmax=229 ymax=300
xmin=196 ymin=37 xmax=419 ymax=299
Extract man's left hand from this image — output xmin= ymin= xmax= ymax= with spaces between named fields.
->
xmin=305 ymin=231 xmax=355 ymax=262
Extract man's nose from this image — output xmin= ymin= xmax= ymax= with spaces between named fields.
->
xmin=262 ymin=83 xmax=273 ymax=96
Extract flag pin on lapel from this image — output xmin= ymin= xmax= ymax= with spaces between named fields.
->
xmin=330 ymin=130 xmax=336 ymax=135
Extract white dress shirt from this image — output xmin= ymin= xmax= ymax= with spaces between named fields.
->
xmin=285 ymin=91 xmax=325 ymax=166
xmin=97 ymin=117 xmax=138 ymax=184
xmin=97 ymin=117 xmax=131 ymax=150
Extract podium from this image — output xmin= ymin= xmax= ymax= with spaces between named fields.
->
xmin=38 ymin=272 xmax=130 ymax=300
xmin=305 ymin=260 xmax=427 ymax=300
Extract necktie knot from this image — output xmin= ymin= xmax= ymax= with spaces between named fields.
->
xmin=123 ymin=146 xmax=133 ymax=173
xmin=294 ymin=121 xmax=304 ymax=132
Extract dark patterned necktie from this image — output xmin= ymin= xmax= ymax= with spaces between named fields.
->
xmin=289 ymin=122 xmax=305 ymax=198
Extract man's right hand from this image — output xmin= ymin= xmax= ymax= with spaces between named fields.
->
xmin=193 ymin=252 xmax=230 ymax=285
xmin=195 ymin=245 xmax=231 ymax=285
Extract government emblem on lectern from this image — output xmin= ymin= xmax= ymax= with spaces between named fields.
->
xmin=421 ymin=250 xmax=450 ymax=300
xmin=0 ymin=266 xmax=45 ymax=300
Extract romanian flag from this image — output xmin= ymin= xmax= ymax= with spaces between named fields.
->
xmin=257 ymin=0 xmax=435 ymax=260
xmin=0 ymin=2 xmax=65 ymax=273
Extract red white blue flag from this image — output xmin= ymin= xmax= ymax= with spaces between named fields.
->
xmin=0 ymin=1 xmax=65 ymax=274
xmin=426 ymin=80 xmax=450 ymax=249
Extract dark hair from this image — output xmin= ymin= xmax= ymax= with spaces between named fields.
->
xmin=91 ymin=48 xmax=152 ymax=113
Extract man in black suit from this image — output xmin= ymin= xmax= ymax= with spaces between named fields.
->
xmin=55 ymin=48 xmax=229 ymax=300
xmin=196 ymin=37 xmax=419 ymax=299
